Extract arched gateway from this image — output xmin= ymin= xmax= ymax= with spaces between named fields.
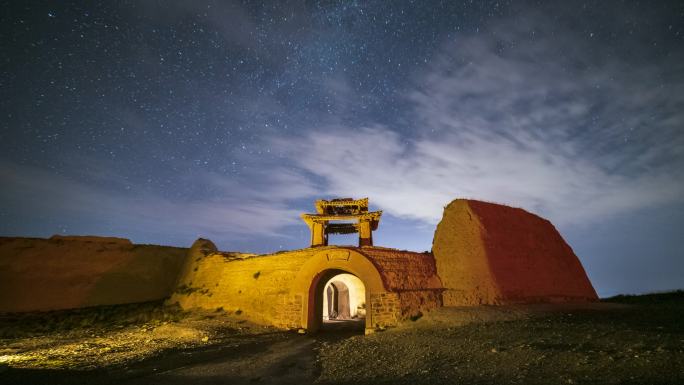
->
xmin=168 ymin=197 xmax=442 ymax=333
xmin=3 ymin=196 xmax=598 ymax=330
xmin=169 ymin=241 xmax=441 ymax=334
xmin=291 ymin=248 xmax=387 ymax=334
xmin=168 ymin=197 xmax=597 ymax=334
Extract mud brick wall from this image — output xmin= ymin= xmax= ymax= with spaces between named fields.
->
xmin=168 ymin=243 xmax=318 ymax=328
xmin=369 ymin=292 xmax=400 ymax=328
xmin=395 ymin=291 xmax=443 ymax=318
xmin=361 ymin=248 xmax=443 ymax=318
xmin=169 ymin=243 xmax=442 ymax=331
xmin=433 ymin=199 xmax=598 ymax=306
xmin=277 ymin=293 xmax=303 ymax=329
xmin=0 ymin=236 xmax=186 ymax=312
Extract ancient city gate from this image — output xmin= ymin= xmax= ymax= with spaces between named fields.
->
xmin=170 ymin=239 xmax=440 ymax=333
xmin=291 ymin=248 xmax=392 ymax=334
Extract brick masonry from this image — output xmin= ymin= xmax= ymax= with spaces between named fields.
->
xmin=360 ymin=247 xmax=444 ymax=319
xmin=369 ymin=292 xmax=400 ymax=328
xmin=169 ymin=243 xmax=443 ymax=331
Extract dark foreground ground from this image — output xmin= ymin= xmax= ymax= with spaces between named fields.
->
xmin=1 ymin=292 xmax=683 ymax=385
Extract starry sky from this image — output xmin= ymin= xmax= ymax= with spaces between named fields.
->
xmin=1 ymin=1 xmax=683 ymax=297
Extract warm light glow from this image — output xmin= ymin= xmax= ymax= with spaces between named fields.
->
xmin=322 ymin=273 xmax=366 ymax=320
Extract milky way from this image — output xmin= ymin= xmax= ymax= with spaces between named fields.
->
xmin=2 ymin=1 xmax=683 ymax=296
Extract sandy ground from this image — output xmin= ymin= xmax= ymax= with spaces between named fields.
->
xmin=318 ymin=301 xmax=684 ymax=384
xmin=1 ymin=294 xmax=683 ymax=385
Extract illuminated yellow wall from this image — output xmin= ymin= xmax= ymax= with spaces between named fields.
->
xmin=0 ymin=235 xmax=442 ymax=334
xmin=432 ymin=200 xmax=498 ymax=305
xmin=168 ymin=240 xmax=313 ymax=328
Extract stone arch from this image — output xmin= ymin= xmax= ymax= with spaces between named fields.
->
xmin=291 ymin=248 xmax=387 ymax=334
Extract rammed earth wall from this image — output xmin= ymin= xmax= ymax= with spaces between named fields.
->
xmin=1 ymin=199 xmax=598 ymax=334
xmin=0 ymin=236 xmax=186 ymax=312
xmin=432 ymin=199 xmax=598 ymax=305
xmin=168 ymin=241 xmax=443 ymax=332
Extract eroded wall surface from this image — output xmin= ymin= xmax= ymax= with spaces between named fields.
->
xmin=168 ymin=243 xmax=444 ymax=330
xmin=432 ymin=199 xmax=598 ymax=306
xmin=1 ymin=199 xmax=597 ymax=326
xmin=0 ymin=236 xmax=187 ymax=312
xmin=168 ymin=241 xmax=317 ymax=328
xmin=358 ymin=247 xmax=443 ymax=318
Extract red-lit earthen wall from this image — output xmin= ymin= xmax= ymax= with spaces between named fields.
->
xmin=359 ymin=247 xmax=443 ymax=317
xmin=433 ymin=199 xmax=598 ymax=306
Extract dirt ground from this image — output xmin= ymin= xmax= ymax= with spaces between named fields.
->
xmin=1 ymin=292 xmax=683 ymax=385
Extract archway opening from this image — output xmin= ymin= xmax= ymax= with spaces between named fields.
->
xmin=309 ymin=269 xmax=366 ymax=333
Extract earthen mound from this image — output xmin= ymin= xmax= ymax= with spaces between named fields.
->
xmin=432 ymin=199 xmax=597 ymax=305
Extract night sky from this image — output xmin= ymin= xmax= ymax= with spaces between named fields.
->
xmin=2 ymin=1 xmax=683 ymax=297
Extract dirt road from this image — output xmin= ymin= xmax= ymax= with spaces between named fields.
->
xmin=3 ymin=332 xmax=324 ymax=385
xmin=1 ymin=320 xmax=365 ymax=385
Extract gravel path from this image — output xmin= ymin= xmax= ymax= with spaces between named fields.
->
xmin=2 ymin=295 xmax=683 ymax=385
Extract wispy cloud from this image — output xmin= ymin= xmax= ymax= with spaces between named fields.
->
xmin=2 ymin=4 xmax=682 ymax=249
xmin=273 ymin=10 xmax=684 ymax=227
xmin=275 ymin=126 xmax=683 ymax=227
